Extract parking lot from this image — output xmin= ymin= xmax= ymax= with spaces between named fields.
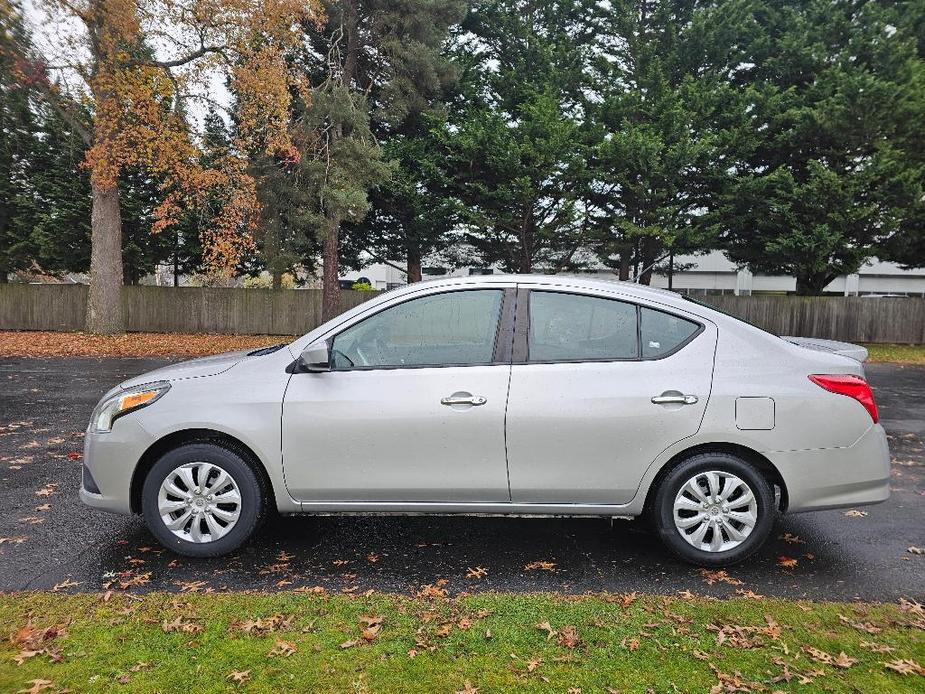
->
xmin=0 ymin=357 xmax=922 ymax=600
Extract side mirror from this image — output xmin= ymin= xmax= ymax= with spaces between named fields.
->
xmin=299 ymin=339 xmax=332 ymax=372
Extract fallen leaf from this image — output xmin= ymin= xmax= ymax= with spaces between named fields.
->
xmin=777 ymin=556 xmax=798 ymax=569
xmin=268 ymin=640 xmax=297 ymax=657
xmin=175 ymin=580 xmax=208 ymax=592
xmin=883 ymin=658 xmax=925 ymax=676
xmin=366 ymin=552 xmax=379 ymax=563
xmin=907 ymin=546 xmax=924 ymax=555
xmin=162 ymin=616 xmax=203 ymax=634
xmin=536 ymin=621 xmax=557 ymax=640
xmin=802 ymin=645 xmax=833 ymax=664
xmin=557 ymin=625 xmax=580 ymax=649
xmin=834 ymin=652 xmax=857 ymax=668
xmin=417 ymin=579 xmax=449 ymax=599
xmin=860 ymin=640 xmax=894 ymax=654
xmin=843 ymin=509 xmax=869 ymax=517
xmin=526 ymin=657 xmax=542 ymax=672
xmin=228 ymin=670 xmax=251 ymax=683
xmin=524 ymin=560 xmax=557 ymax=572
xmin=466 ymin=566 xmax=488 ymax=579
xmin=17 ymin=679 xmax=55 ymax=694
xmin=699 ymin=569 xmax=743 ymax=586
xmin=51 ymin=578 xmax=81 ymax=592
xmin=779 ymin=532 xmax=805 ymax=544
xmin=455 ymin=681 xmax=478 ymax=694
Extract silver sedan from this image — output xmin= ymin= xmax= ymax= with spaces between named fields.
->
xmin=80 ymin=275 xmax=890 ymax=565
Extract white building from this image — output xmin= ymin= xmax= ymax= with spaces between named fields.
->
xmin=340 ymin=251 xmax=925 ymax=296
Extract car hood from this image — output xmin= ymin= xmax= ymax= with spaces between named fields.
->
xmin=783 ymin=336 xmax=868 ymax=363
xmin=118 ymin=349 xmax=253 ymax=389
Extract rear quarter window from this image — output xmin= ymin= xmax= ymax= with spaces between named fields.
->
xmin=640 ymin=307 xmax=700 ymax=358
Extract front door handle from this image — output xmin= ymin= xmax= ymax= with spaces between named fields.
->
xmin=651 ymin=392 xmax=699 ymax=405
xmin=441 ymin=393 xmax=487 ymax=407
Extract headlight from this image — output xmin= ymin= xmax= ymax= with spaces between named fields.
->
xmin=89 ymin=381 xmax=170 ymax=433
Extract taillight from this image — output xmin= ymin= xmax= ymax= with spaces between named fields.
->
xmin=808 ymin=374 xmax=879 ymax=423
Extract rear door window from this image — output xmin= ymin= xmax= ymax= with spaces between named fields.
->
xmin=528 ymin=291 xmax=638 ymax=361
xmin=640 ymin=307 xmax=701 ymax=358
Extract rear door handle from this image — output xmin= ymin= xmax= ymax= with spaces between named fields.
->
xmin=441 ymin=394 xmax=487 ymax=406
xmin=651 ymin=393 xmax=698 ymax=405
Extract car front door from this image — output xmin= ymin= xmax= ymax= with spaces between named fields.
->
xmin=282 ymin=287 xmax=514 ymax=503
xmin=505 ymin=287 xmax=717 ymax=505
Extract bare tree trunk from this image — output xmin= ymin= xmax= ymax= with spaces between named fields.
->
xmin=407 ymin=245 xmax=422 ymax=283
xmin=272 ymin=270 xmax=283 ymax=290
xmin=85 ymin=183 xmax=124 ymax=334
xmin=322 ymin=218 xmax=340 ymax=322
xmin=795 ymin=272 xmax=833 ymax=296
xmin=639 ymin=238 xmax=655 ymax=285
xmin=618 ymin=253 xmax=631 ymax=281
xmin=0 ymin=272 xmax=8 ymax=283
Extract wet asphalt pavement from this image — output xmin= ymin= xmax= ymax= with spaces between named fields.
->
xmin=0 ymin=357 xmax=922 ymax=600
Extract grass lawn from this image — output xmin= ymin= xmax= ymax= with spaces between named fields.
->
xmin=0 ymin=591 xmax=922 ymax=693
xmin=864 ymin=344 xmax=925 ymax=365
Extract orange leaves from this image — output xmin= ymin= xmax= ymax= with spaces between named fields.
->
xmin=50 ymin=0 xmax=326 ymax=274
xmin=417 ymin=579 xmax=449 ymax=599
xmin=465 ymin=566 xmax=488 ymax=579
xmin=11 ymin=621 xmax=66 ymax=666
xmin=0 ymin=331 xmax=288 ymax=358
xmin=698 ymin=569 xmax=743 ymax=586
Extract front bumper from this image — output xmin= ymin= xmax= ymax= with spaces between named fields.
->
xmin=79 ymin=417 xmax=153 ymax=515
xmin=768 ymin=424 xmax=891 ymax=513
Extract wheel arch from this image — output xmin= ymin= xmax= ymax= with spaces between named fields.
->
xmin=642 ymin=442 xmax=789 ymax=515
xmin=130 ymin=428 xmax=276 ymax=515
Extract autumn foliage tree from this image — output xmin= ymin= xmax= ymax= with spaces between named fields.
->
xmin=6 ymin=0 xmax=319 ymax=332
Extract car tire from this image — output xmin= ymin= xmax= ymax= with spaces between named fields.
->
xmin=141 ymin=442 xmax=267 ymax=558
xmin=652 ymin=452 xmax=775 ymax=567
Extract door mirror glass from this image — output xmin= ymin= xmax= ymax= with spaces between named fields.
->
xmin=299 ymin=339 xmax=332 ymax=372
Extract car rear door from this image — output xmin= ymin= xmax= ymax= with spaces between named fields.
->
xmin=505 ymin=286 xmax=717 ymax=505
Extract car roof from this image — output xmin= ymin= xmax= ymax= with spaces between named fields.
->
xmin=397 ymin=274 xmax=689 ymax=307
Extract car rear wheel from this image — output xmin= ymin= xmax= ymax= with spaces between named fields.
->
xmin=652 ymin=452 xmax=774 ymax=566
xmin=141 ymin=443 xmax=266 ymax=557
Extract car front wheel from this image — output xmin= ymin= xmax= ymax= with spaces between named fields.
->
xmin=141 ymin=443 xmax=266 ymax=557
xmin=652 ymin=452 xmax=775 ymax=566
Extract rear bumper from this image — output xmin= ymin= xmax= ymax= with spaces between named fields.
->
xmin=79 ymin=418 xmax=153 ymax=515
xmin=767 ymin=424 xmax=891 ymax=513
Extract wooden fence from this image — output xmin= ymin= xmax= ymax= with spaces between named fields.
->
xmin=0 ymin=284 xmax=922 ymax=342
xmin=0 ymin=284 xmax=375 ymax=336
xmin=702 ymin=295 xmax=925 ymax=344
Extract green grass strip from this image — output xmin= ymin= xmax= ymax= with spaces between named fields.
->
xmin=1 ymin=591 xmax=923 ymax=693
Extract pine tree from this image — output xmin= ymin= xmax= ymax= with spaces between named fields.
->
xmin=716 ymin=0 xmax=924 ymax=294
xmin=586 ymin=0 xmax=748 ymax=282
xmin=437 ymin=0 xmax=600 ymax=273
xmin=0 ymin=0 xmax=38 ymax=281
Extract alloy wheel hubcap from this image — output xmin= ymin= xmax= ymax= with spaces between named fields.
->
xmin=157 ymin=462 xmax=241 ymax=543
xmin=673 ymin=471 xmax=758 ymax=553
